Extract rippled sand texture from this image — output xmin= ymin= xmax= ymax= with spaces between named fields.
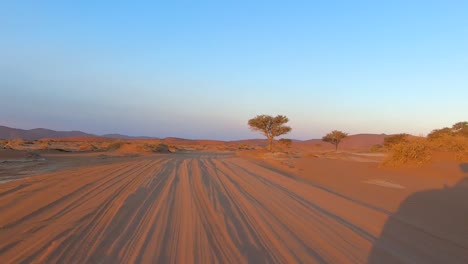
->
xmin=1 ymin=153 xmax=467 ymax=263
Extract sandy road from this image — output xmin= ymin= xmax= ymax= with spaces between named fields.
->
xmin=0 ymin=152 xmax=467 ymax=263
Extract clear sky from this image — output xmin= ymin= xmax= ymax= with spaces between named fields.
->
xmin=1 ymin=1 xmax=467 ymax=140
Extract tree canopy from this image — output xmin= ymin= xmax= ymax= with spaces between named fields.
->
xmin=248 ymin=115 xmax=292 ymax=151
xmin=322 ymin=130 xmax=348 ymax=151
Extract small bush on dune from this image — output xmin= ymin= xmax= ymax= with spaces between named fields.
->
xmin=428 ymin=134 xmax=468 ymax=162
xmin=278 ymin=138 xmax=292 ymax=148
xmin=152 ymin=143 xmax=171 ymax=153
xmin=238 ymin=144 xmax=254 ymax=150
xmin=78 ymin=144 xmax=97 ymax=151
xmin=277 ymin=138 xmax=293 ymax=151
xmin=107 ymin=141 xmax=124 ymax=151
xmin=428 ymin=127 xmax=453 ymax=139
xmin=5 ymin=138 xmax=25 ymax=150
xmin=382 ymin=137 xmax=432 ymax=167
xmin=383 ymin=121 xmax=468 ymax=167
xmin=428 ymin=134 xmax=468 ymax=152
xmin=383 ymin=133 xmax=409 ymax=148
xmin=427 ymin=122 xmax=468 ymax=161
xmin=428 ymin=121 xmax=468 ymax=139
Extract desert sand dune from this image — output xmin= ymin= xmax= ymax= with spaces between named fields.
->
xmin=0 ymin=153 xmax=467 ymax=263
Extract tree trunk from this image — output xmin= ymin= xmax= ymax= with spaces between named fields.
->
xmin=268 ymin=137 xmax=273 ymax=152
xmin=335 ymin=142 xmax=338 ymax=151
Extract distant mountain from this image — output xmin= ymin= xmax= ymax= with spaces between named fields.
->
xmin=0 ymin=126 xmax=94 ymax=140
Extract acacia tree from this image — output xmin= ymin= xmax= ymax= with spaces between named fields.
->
xmin=248 ymin=115 xmax=292 ymax=152
xmin=322 ymin=130 xmax=348 ymax=151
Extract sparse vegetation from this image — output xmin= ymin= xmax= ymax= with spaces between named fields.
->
xmin=278 ymin=138 xmax=292 ymax=148
xmin=145 ymin=143 xmax=171 ymax=153
xmin=107 ymin=141 xmax=124 ymax=151
xmin=0 ymin=140 xmax=6 ymax=149
xmin=238 ymin=144 xmax=255 ymax=150
xmin=4 ymin=138 xmax=25 ymax=150
xmin=322 ymin=130 xmax=348 ymax=151
xmin=428 ymin=122 xmax=468 ymax=139
xmin=248 ymin=115 xmax=292 ymax=152
xmin=427 ymin=127 xmax=453 ymax=139
xmin=383 ymin=134 xmax=409 ymax=148
xmin=427 ymin=121 xmax=468 ymax=161
xmin=382 ymin=137 xmax=432 ymax=167
xmin=383 ymin=121 xmax=468 ymax=166
xmin=451 ymin=121 xmax=468 ymax=135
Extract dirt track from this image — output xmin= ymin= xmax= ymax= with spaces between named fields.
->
xmin=0 ymin=152 xmax=467 ymax=263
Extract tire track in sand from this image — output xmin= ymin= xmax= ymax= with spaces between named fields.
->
xmin=1 ymin=153 xmax=466 ymax=263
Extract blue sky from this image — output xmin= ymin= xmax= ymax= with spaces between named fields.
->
xmin=1 ymin=1 xmax=467 ymax=140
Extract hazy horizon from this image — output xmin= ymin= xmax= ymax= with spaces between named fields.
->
xmin=2 ymin=1 xmax=467 ymax=140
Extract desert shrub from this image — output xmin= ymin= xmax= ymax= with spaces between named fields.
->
xmin=428 ymin=134 xmax=468 ymax=151
xmin=238 ymin=144 xmax=253 ymax=150
xmin=369 ymin=144 xmax=385 ymax=153
xmin=428 ymin=122 xmax=468 ymax=139
xmin=5 ymin=138 xmax=25 ymax=150
xmin=427 ymin=134 xmax=468 ymax=161
xmin=278 ymin=138 xmax=292 ymax=148
xmin=383 ymin=134 xmax=409 ymax=148
xmin=427 ymin=127 xmax=453 ymax=139
xmin=451 ymin=121 xmax=468 ymax=136
xmin=382 ymin=137 xmax=431 ymax=167
xmin=427 ymin=122 xmax=468 ymax=161
xmin=79 ymin=144 xmax=97 ymax=151
xmin=152 ymin=143 xmax=171 ymax=153
xmin=107 ymin=141 xmax=123 ymax=151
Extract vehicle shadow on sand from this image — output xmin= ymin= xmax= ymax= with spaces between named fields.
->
xmin=367 ymin=164 xmax=468 ymax=263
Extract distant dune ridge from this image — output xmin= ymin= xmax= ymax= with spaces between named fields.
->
xmin=295 ymin=134 xmax=388 ymax=150
xmin=0 ymin=125 xmax=154 ymax=140
xmin=0 ymin=126 xmax=94 ymax=140
xmin=0 ymin=125 xmax=388 ymax=148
